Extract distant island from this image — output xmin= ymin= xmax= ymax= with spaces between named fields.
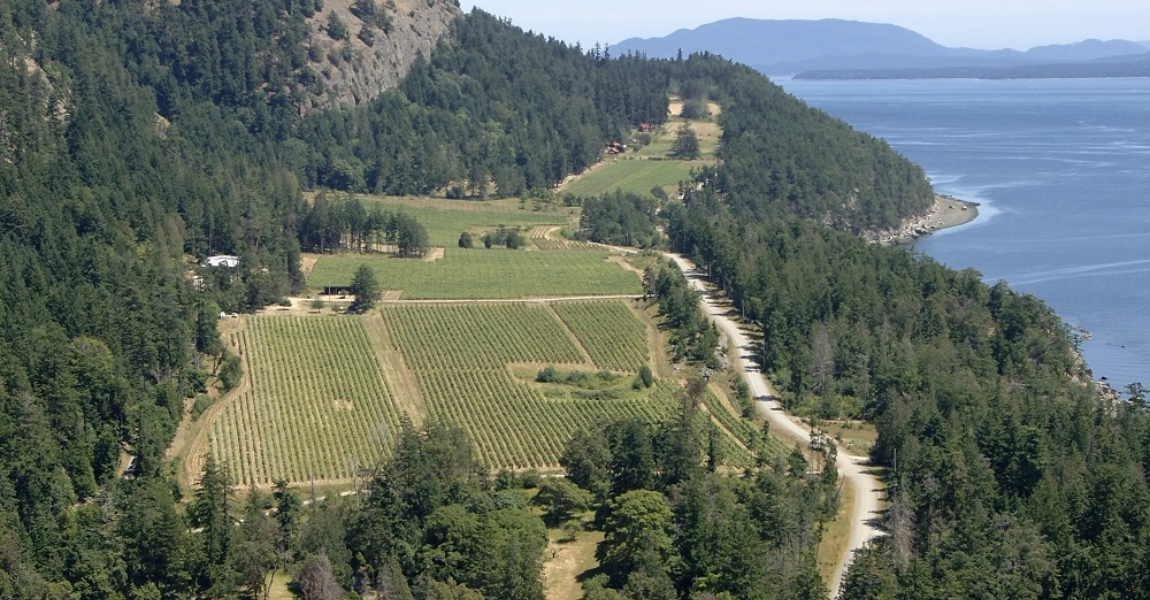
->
xmin=612 ymin=18 xmax=1150 ymax=79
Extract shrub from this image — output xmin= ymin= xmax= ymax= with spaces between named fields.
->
xmin=326 ymin=12 xmax=348 ymax=40
xmin=638 ymin=365 xmax=654 ymax=388
xmin=536 ymin=365 xmax=561 ymax=383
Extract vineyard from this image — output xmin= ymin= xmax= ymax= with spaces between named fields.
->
xmin=379 ymin=302 xmax=741 ymax=468
xmin=206 ymin=316 xmax=405 ymax=486
xmin=701 ymin=388 xmax=781 ymax=464
xmin=528 ymin=226 xmax=598 ymax=251
xmin=203 ymin=301 xmax=770 ymax=483
xmin=552 ymin=301 xmax=651 ymax=372
xmin=307 ymin=248 xmax=643 ymax=299
xmin=380 ymin=303 xmax=586 ymax=370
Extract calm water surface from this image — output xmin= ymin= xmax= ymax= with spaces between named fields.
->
xmin=779 ymin=78 xmax=1150 ymax=388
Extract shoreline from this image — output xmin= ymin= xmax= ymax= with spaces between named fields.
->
xmin=865 ymin=194 xmax=980 ymax=245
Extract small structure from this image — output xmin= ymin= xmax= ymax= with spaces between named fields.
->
xmin=201 ymin=255 xmax=240 ymax=268
xmin=323 ymin=285 xmax=354 ymax=296
xmin=638 ymin=122 xmax=653 ymax=132
xmin=605 ymin=141 xmax=627 ymax=155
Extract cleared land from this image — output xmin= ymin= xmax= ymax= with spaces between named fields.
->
xmin=356 ymin=195 xmax=575 ymax=247
xmin=207 ymin=316 xmax=405 ymax=485
xmin=201 ymin=300 xmax=763 ymax=484
xmin=561 ymin=99 xmax=720 ymax=198
xmin=563 ymin=160 xmax=694 ymax=198
xmin=307 ymin=248 xmax=643 ymax=299
xmin=380 ymin=302 xmax=686 ymax=468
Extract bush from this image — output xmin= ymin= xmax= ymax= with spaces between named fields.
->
xmin=638 ymin=365 xmax=654 ymax=388
xmin=219 ymin=351 xmax=243 ymax=391
xmin=192 ymin=395 xmax=215 ymax=420
xmin=520 ymin=469 xmax=540 ymax=489
xmin=458 ymin=231 xmax=473 ymax=248
xmin=564 ymin=370 xmax=590 ymax=385
xmin=326 ymin=12 xmax=348 ymax=40
xmin=537 ymin=365 xmax=561 ymax=383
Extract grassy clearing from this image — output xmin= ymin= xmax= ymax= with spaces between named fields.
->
xmin=563 ymin=160 xmax=694 ymax=198
xmin=355 ymin=195 xmax=576 ymax=247
xmin=822 ymin=420 xmax=879 ymax=457
xmin=544 ymin=514 xmax=604 ymax=600
xmin=561 ymin=96 xmax=721 ymax=199
xmin=267 ymin=570 xmax=298 ymax=600
xmin=307 ymin=248 xmax=643 ymax=299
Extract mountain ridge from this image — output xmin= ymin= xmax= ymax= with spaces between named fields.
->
xmin=612 ymin=18 xmax=1149 ymax=77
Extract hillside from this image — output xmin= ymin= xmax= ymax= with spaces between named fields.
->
xmin=303 ymin=0 xmax=461 ymax=108
xmin=7 ymin=1 xmax=1145 ymax=599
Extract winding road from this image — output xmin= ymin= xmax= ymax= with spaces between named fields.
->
xmin=665 ymin=253 xmax=883 ymax=599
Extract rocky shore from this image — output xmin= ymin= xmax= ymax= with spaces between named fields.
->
xmin=864 ymin=194 xmax=980 ymax=245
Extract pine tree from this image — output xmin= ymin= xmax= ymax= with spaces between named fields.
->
xmin=349 ymin=264 xmax=379 ymax=313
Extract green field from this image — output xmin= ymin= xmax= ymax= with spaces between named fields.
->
xmin=563 ymin=160 xmax=694 ymax=198
xmin=207 ymin=316 xmax=404 ymax=485
xmin=360 ymin=196 xmax=573 ymax=247
xmin=562 ymin=101 xmax=721 ymax=199
xmin=308 ymin=248 xmax=643 ymax=299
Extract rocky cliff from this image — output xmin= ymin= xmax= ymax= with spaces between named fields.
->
xmin=304 ymin=0 xmax=461 ymax=109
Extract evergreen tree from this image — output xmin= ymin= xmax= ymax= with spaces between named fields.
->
xmin=349 ymin=265 xmax=379 ymax=313
xmin=670 ymin=124 xmax=700 ymax=159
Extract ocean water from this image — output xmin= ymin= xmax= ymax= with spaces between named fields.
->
xmin=778 ymin=78 xmax=1150 ymax=388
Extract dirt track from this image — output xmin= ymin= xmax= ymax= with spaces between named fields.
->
xmin=665 ymin=253 xmax=883 ymax=599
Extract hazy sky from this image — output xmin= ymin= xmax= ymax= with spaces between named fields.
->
xmin=458 ymin=1 xmax=1149 ymax=51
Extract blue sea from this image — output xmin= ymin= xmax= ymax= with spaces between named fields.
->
xmin=778 ymin=78 xmax=1150 ymax=389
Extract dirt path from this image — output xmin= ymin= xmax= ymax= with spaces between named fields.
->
xmin=362 ymin=312 xmax=429 ymax=424
xmin=376 ymin=294 xmax=644 ymax=305
xmin=547 ymin=305 xmax=597 ymax=366
xmin=179 ymin=318 xmax=250 ymax=495
xmin=664 ymin=253 xmax=883 ymax=599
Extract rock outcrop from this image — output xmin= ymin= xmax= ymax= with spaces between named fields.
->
xmin=304 ymin=0 xmax=461 ymax=110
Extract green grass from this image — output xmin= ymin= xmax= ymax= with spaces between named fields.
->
xmin=563 ymin=160 xmax=694 ymax=198
xmin=361 ymin=196 xmax=574 ymax=247
xmin=308 ymin=248 xmax=643 ymax=299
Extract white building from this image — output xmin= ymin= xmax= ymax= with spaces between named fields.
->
xmin=201 ymin=255 xmax=240 ymax=268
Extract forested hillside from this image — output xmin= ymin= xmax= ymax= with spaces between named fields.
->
xmin=0 ymin=0 xmax=993 ymax=597
xmin=665 ymin=58 xmax=933 ymax=230
xmin=667 ymin=178 xmax=1150 ymax=598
